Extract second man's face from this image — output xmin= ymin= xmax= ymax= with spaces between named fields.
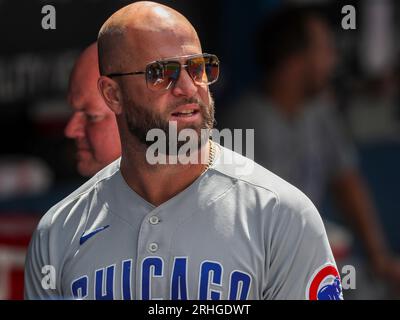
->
xmin=66 ymin=67 xmax=121 ymax=176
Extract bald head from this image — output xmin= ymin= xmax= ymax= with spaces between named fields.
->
xmin=97 ymin=1 xmax=200 ymax=76
xmin=69 ymin=42 xmax=99 ymax=96
xmin=65 ymin=42 xmax=121 ymax=176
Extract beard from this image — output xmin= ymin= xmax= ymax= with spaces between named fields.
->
xmin=124 ymin=95 xmax=215 ymax=155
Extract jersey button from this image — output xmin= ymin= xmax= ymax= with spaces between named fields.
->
xmin=148 ymin=242 xmax=158 ymax=253
xmin=149 ymin=216 xmax=160 ymax=225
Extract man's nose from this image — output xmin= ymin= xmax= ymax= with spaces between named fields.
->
xmin=171 ymin=67 xmax=198 ymax=97
xmin=64 ymin=112 xmax=85 ymax=139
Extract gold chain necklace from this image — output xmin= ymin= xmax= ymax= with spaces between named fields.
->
xmin=203 ymin=140 xmax=215 ymax=173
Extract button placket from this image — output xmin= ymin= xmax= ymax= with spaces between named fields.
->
xmin=147 ymin=211 xmax=161 ymax=253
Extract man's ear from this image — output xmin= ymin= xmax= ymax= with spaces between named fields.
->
xmin=98 ymin=76 xmax=123 ymax=115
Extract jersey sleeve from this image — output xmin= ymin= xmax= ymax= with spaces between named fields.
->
xmin=263 ymin=200 xmax=343 ymax=300
xmin=24 ymin=223 xmax=61 ymax=300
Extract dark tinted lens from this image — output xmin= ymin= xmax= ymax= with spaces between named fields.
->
xmin=188 ymin=55 xmax=219 ymax=85
xmin=163 ymin=62 xmax=181 ymax=88
xmin=205 ymin=55 xmax=219 ymax=84
xmin=146 ymin=61 xmax=180 ymax=90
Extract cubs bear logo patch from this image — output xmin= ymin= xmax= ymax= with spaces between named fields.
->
xmin=306 ymin=264 xmax=343 ymax=300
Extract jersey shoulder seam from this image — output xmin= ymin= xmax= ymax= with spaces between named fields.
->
xmin=210 ymin=167 xmax=282 ymax=211
xmin=41 ymin=165 xmax=121 ymax=229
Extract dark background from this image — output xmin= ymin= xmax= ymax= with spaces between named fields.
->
xmin=0 ymin=0 xmax=363 ymax=183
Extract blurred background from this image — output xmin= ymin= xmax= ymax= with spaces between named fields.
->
xmin=0 ymin=0 xmax=400 ymax=299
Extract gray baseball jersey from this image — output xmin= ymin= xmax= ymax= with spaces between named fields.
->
xmin=24 ymin=143 xmax=342 ymax=300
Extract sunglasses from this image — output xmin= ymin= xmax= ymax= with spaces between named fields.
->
xmin=106 ymin=53 xmax=220 ymax=91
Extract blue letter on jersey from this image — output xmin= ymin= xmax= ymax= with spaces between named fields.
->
xmin=95 ymin=265 xmax=115 ymax=300
xmin=122 ymin=259 xmax=132 ymax=300
xmin=71 ymin=276 xmax=88 ymax=299
xmin=171 ymin=257 xmax=188 ymax=300
xmin=142 ymin=257 xmax=163 ymax=300
xmin=199 ymin=261 xmax=223 ymax=300
xmin=229 ymin=271 xmax=251 ymax=300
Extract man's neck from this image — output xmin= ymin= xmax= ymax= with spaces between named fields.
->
xmin=120 ymin=140 xmax=211 ymax=207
